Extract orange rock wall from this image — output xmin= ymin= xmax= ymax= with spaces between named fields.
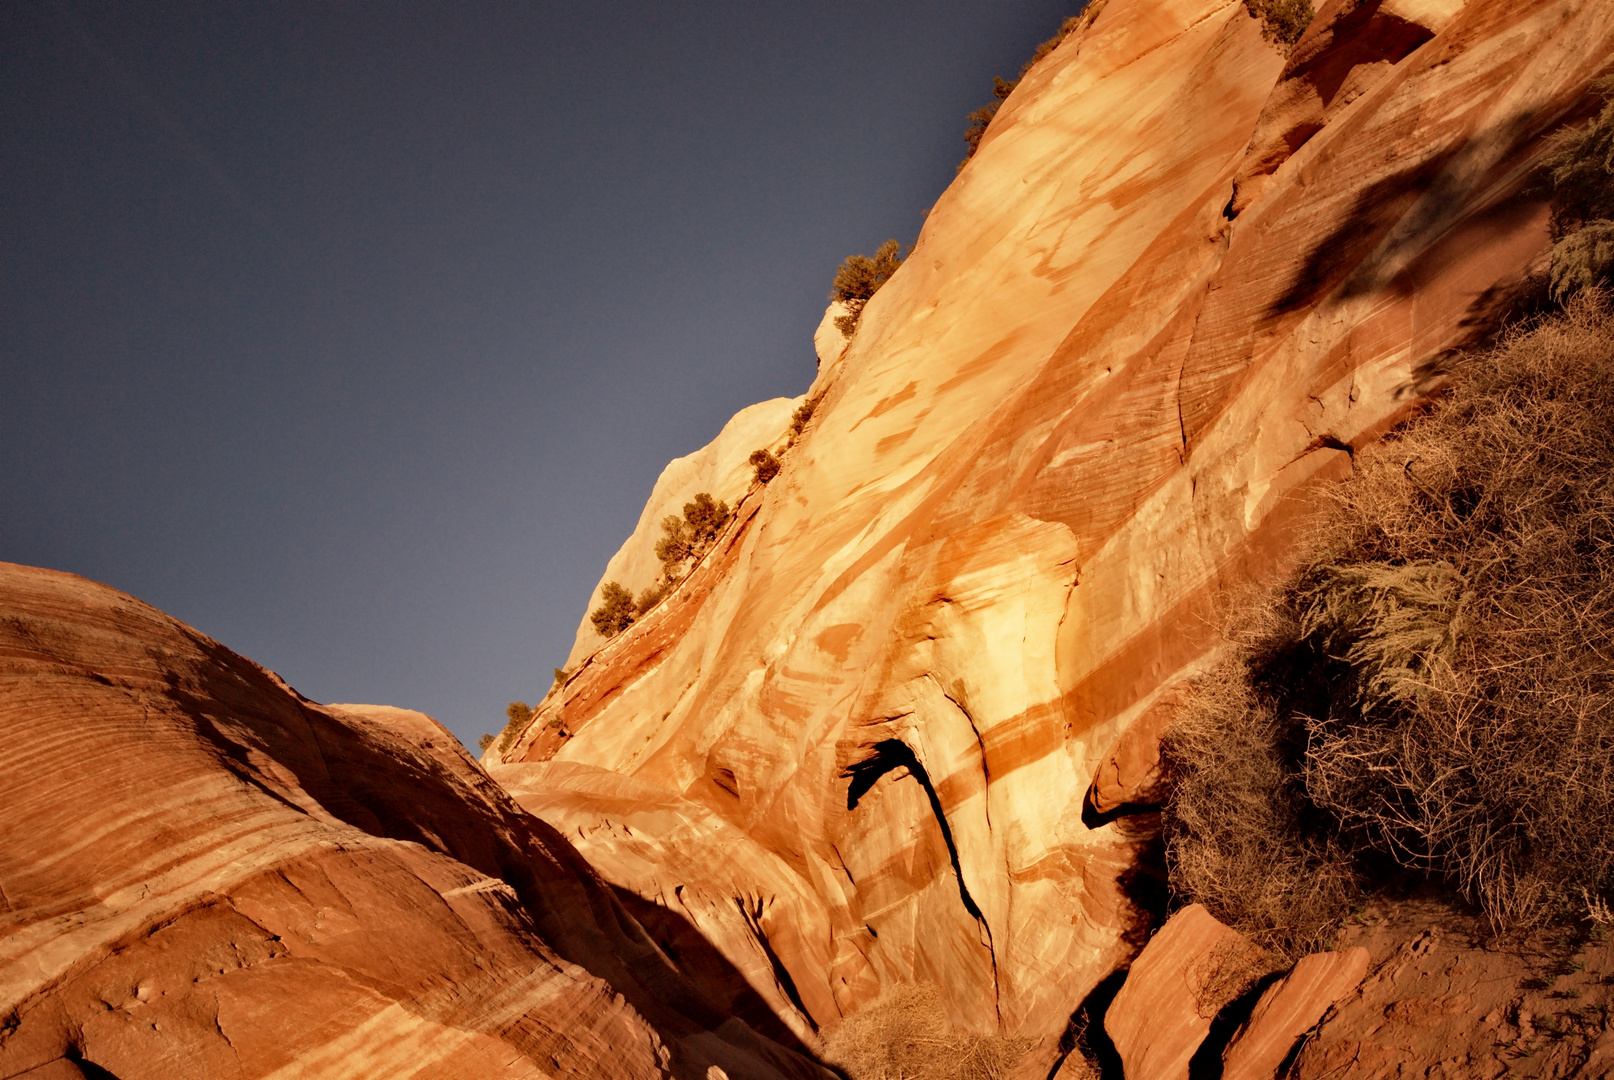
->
xmin=501 ymin=0 xmax=1614 ymax=1046
xmin=0 ymin=562 xmax=825 ymax=1080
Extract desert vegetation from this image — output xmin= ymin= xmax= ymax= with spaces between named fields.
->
xmin=1545 ymin=77 xmax=1614 ymax=302
xmin=748 ymin=448 xmax=782 ymax=484
xmin=1162 ymin=292 xmax=1614 ymax=956
xmin=819 ymin=984 xmax=1041 ymax=1080
xmin=957 ymin=8 xmax=1099 ymax=170
xmin=1244 ymin=0 xmax=1314 ymax=45
xmin=1162 ymin=91 xmax=1614 ymax=956
xmin=589 ymin=493 xmax=732 ymax=640
xmin=830 ymin=240 xmax=905 ymax=336
xmin=589 ymin=581 xmax=638 ymax=638
xmin=494 ymin=700 xmax=533 ymax=754
xmin=789 ymin=394 xmax=819 ymax=443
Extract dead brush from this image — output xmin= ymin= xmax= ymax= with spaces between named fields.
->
xmin=1164 ymin=292 xmax=1614 ymax=946
xmin=818 ymin=983 xmax=1035 ymax=1080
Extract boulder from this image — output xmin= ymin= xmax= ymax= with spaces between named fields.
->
xmin=1221 ymin=947 xmax=1370 ymax=1080
xmin=1104 ymin=905 xmax=1266 ymax=1080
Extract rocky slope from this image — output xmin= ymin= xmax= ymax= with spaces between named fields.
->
xmin=564 ymin=396 xmax=804 ymax=670
xmin=497 ymin=0 xmax=1614 ymax=1064
xmin=0 ymin=562 xmax=826 ymax=1080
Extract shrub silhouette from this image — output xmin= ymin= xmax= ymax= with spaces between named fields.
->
xmin=477 ymin=733 xmax=494 ymax=752
xmin=590 ymin=581 xmax=637 ymax=637
xmin=790 ymin=396 xmax=817 ymax=442
xmin=553 ymin=666 xmax=567 ymax=688
xmin=1163 ymin=294 xmax=1614 ymax=952
xmin=961 ymin=77 xmax=1018 ymax=167
xmin=749 ymin=449 xmax=781 ymax=484
xmin=495 ymin=700 xmax=533 ymax=754
xmin=830 ymin=240 xmax=904 ymax=335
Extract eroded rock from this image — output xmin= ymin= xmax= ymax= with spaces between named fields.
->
xmin=0 ymin=562 xmax=825 ymax=1080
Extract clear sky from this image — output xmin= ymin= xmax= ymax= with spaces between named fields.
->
xmin=3 ymin=1 xmax=1079 ymax=748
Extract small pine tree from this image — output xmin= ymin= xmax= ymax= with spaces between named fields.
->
xmin=961 ymin=77 xmax=1018 ymax=167
xmin=590 ymin=581 xmax=637 ymax=637
xmin=477 ymin=733 xmax=495 ymax=752
xmin=655 ymin=514 xmax=692 ymax=575
xmin=749 ymin=449 xmax=781 ymax=484
xmin=654 ymin=493 xmax=730 ymax=582
xmin=830 ymin=240 xmax=905 ymax=336
xmin=494 ymin=700 xmax=534 ymax=754
xmin=553 ymin=667 xmax=567 ymax=688
xmin=683 ymin=492 xmax=729 ymax=555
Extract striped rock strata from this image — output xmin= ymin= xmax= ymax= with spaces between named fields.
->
xmin=498 ymin=0 xmax=1614 ymax=1052
xmin=0 ymin=562 xmax=826 ymax=1080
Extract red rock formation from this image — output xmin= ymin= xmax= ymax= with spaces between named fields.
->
xmin=1287 ymin=897 xmax=1614 ymax=1078
xmin=0 ymin=562 xmax=826 ymax=1080
xmin=1221 ymin=947 xmax=1369 ymax=1080
xmin=1104 ymin=905 xmax=1265 ymax=1080
xmin=498 ymin=0 xmax=1613 ymax=1050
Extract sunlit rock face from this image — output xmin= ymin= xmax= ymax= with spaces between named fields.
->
xmin=499 ymin=0 xmax=1612 ymax=1046
xmin=564 ymin=395 xmax=803 ymax=670
xmin=0 ymin=562 xmax=827 ymax=1080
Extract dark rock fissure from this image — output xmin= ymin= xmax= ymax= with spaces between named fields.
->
xmin=844 ymin=740 xmax=990 ymax=931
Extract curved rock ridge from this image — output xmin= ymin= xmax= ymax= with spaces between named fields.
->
xmin=564 ymin=396 xmax=803 ymax=670
xmin=0 ymin=562 xmax=827 ymax=1080
xmin=501 ymin=0 xmax=1613 ymax=1049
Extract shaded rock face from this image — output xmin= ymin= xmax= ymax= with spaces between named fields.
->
xmin=0 ymin=562 xmax=826 ymax=1080
xmin=502 ymin=0 xmax=1612 ymax=1048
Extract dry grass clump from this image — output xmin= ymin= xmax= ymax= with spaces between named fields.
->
xmin=1164 ymin=294 xmax=1614 ymax=947
xmin=820 ymin=984 xmax=1034 ymax=1080
xmin=1161 ymin=631 xmax=1364 ymax=957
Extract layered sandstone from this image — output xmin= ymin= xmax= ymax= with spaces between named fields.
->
xmin=564 ymin=396 xmax=803 ymax=669
xmin=499 ymin=0 xmax=1613 ymax=1054
xmin=0 ymin=562 xmax=825 ymax=1080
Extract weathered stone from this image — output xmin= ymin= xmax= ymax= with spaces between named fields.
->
xmin=1221 ymin=948 xmax=1369 ymax=1080
xmin=0 ymin=562 xmax=826 ymax=1080
xmin=1105 ymin=905 xmax=1261 ymax=1080
xmin=499 ymin=0 xmax=1612 ymax=1048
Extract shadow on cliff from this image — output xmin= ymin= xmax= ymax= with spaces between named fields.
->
xmin=845 ymin=740 xmax=991 ymax=933
xmin=610 ymin=885 xmax=819 ymax=1057
xmin=157 ymin=624 xmax=825 ymax=1071
xmin=1266 ymin=107 xmax=1556 ymax=328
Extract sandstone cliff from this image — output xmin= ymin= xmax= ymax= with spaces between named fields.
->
xmin=0 ymin=562 xmax=826 ymax=1080
xmin=564 ymin=396 xmax=804 ymax=670
xmin=497 ymin=0 xmax=1614 ymax=1064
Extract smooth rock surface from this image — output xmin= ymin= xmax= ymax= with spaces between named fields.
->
xmin=562 ymin=395 xmax=801 ymax=670
xmin=0 ymin=562 xmax=826 ymax=1080
xmin=1221 ymin=947 xmax=1369 ymax=1080
xmin=502 ymin=0 xmax=1614 ymax=1046
xmin=1104 ymin=905 xmax=1261 ymax=1080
